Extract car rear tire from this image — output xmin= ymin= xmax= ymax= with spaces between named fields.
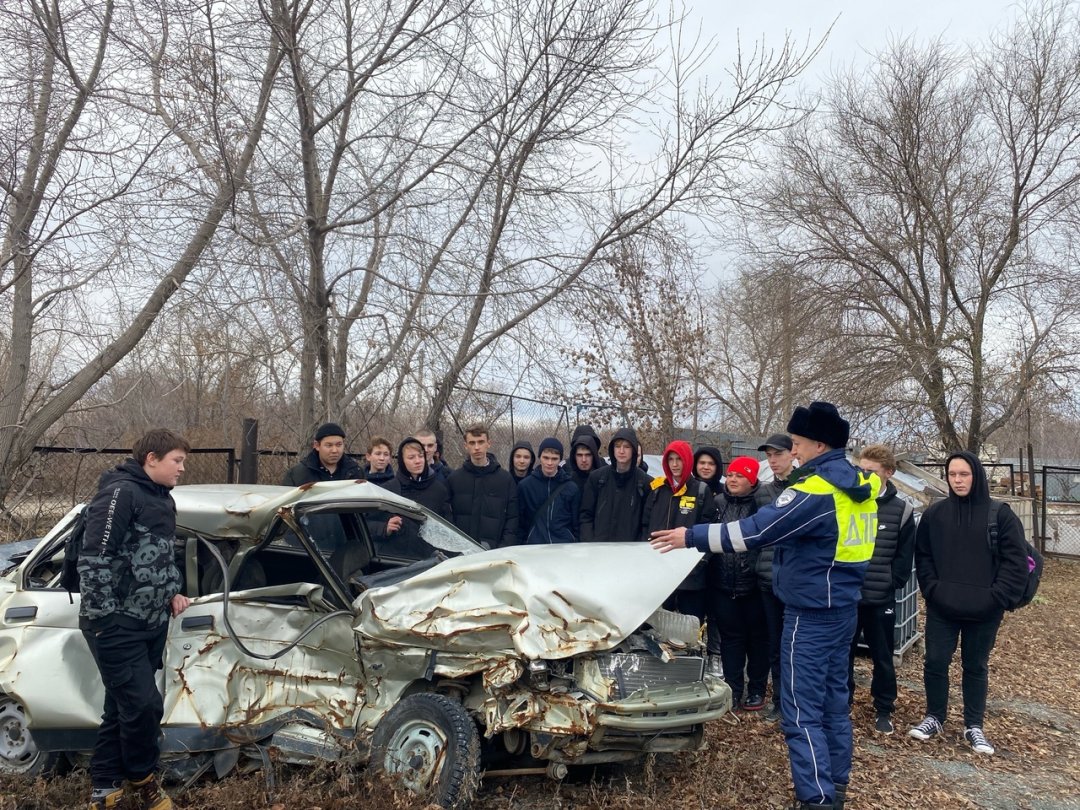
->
xmin=0 ymin=694 xmax=64 ymax=777
xmin=370 ymin=692 xmax=480 ymax=809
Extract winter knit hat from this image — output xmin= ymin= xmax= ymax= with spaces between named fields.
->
xmin=727 ymin=456 xmax=759 ymax=486
xmin=315 ymin=422 xmax=346 ymax=441
xmin=786 ymin=401 xmax=849 ymax=449
xmin=538 ymin=437 xmax=564 ymax=458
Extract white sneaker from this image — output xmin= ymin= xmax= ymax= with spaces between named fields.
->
xmin=964 ymin=726 xmax=995 ymax=755
xmin=706 ymin=655 xmax=724 ymax=679
xmin=908 ymin=715 xmax=943 ymax=740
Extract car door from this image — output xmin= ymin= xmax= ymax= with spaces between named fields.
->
xmin=160 ymin=513 xmax=365 ymax=744
xmin=0 ymin=509 xmax=103 ymax=748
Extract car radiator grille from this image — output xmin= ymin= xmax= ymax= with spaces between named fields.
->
xmin=598 ymin=653 xmax=705 ymax=699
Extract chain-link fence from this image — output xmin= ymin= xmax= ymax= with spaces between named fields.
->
xmin=443 ymin=388 xmax=571 ymax=466
xmin=1 ymin=446 xmax=236 ymax=538
xmin=1041 ymin=466 xmax=1080 ymax=559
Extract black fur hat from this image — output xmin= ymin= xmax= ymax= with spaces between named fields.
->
xmin=786 ymin=401 xmax=849 ymax=449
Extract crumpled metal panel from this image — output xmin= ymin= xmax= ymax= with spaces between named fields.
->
xmin=170 ymin=481 xmax=420 ymax=539
xmin=162 ymin=592 xmax=363 ymax=735
xmin=355 ymin=542 xmax=701 ymax=660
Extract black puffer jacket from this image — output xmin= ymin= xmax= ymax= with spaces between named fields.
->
xmin=755 ymin=477 xmax=789 ymax=592
xmin=580 ymin=427 xmax=651 ymax=542
xmin=859 ymin=480 xmax=915 ymax=604
xmin=708 ymin=483 xmax=762 ymax=596
xmin=78 ymin=460 xmax=182 ymax=630
xmin=915 ymin=451 xmax=1028 ymax=622
xmin=447 ymin=454 xmax=518 ymax=548
xmin=283 ymin=449 xmax=363 ymax=486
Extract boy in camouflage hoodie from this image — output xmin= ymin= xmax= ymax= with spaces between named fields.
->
xmin=78 ymin=429 xmax=191 ymax=810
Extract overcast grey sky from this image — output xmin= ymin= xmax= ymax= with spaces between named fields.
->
xmin=694 ymin=0 xmax=1021 ymax=89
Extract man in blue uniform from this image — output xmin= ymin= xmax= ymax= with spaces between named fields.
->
xmin=651 ymin=402 xmax=878 ymax=810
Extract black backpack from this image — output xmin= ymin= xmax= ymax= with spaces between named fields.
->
xmin=59 ymin=509 xmax=87 ymax=602
xmin=987 ymin=501 xmax=1043 ymax=610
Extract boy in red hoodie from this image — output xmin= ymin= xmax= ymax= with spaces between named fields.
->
xmin=641 ymin=440 xmax=717 ymax=620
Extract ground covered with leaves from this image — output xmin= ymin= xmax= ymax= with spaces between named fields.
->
xmin=3 ymin=560 xmax=1079 ymax=809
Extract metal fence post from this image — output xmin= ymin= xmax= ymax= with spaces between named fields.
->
xmin=226 ymin=449 xmax=236 ymax=484
xmin=239 ymin=418 xmax=259 ymax=484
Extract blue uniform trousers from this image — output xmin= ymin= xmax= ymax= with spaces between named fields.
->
xmin=780 ymin=606 xmax=858 ymax=805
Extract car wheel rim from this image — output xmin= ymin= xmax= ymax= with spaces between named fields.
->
xmin=382 ymin=718 xmax=448 ymax=792
xmin=0 ymin=698 xmax=38 ymax=771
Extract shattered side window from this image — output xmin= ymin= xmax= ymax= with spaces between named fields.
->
xmin=359 ymin=509 xmax=482 ymax=562
xmin=418 ymin=515 xmax=484 ymax=556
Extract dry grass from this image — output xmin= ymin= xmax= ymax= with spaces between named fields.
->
xmin=3 ymin=560 xmax=1079 ymax=809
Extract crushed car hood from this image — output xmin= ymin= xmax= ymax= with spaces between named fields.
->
xmin=355 ymin=542 xmax=701 ymax=660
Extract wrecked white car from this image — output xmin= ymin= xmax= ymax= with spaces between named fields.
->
xmin=0 ymin=481 xmax=730 ymax=807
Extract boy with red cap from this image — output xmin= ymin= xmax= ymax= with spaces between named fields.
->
xmin=641 ymin=440 xmax=717 ymax=620
xmin=705 ymin=455 xmax=771 ymax=710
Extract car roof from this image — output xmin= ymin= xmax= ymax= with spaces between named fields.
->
xmin=172 ymin=480 xmax=418 ymax=538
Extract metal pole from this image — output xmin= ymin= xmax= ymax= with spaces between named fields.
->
xmin=226 ymin=449 xmax=236 ymax=484
xmin=239 ymin=418 xmax=258 ymax=485
xmin=1028 ymin=442 xmax=1039 ymax=548
xmin=509 ymin=395 xmax=516 ymax=445
xmin=1040 ymin=466 xmax=1048 ymax=551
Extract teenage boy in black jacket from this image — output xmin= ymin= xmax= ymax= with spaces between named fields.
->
xmin=447 ymin=423 xmax=518 ymax=548
xmin=849 ymin=444 xmax=915 ymax=735
xmin=908 ymin=451 xmax=1028 ymax=755
xmin=282 ymin=422 xmax=363 ymax=485
xmin=580 ymin=427 xmax=651 ymax=542
xmin=79 ymin=429 xmax=192 ymax=810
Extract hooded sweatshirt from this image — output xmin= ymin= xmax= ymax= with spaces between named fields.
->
xmin=508 ymin=440 xmax=536 ymax=485
xmin=571 ymin=425 xmax=608 ymax=469
xmin=78 ymin=460 xmax=183 ymax=630
xmin=693 ymin=446 xmax=724 ymax=495
xmin=569 ymin=435 xmax=603 ymax=491
xmin=642 ymin=441 xmax=717 ymax=589
xmin=580 ymin=427 xmax=652 ymax=542
xmin=383 ymin=437 xmax=452 ymax=519
xmin=914 ymin=451 xmax=1028 ymax=621
xmin=688 ymin=448 xmax=880 ymax=610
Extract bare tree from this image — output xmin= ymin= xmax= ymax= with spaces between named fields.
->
xmin=754 ymin=0 xmax=1080 ymax=453
xmin=0 ymin=0 xmax=281 ymax=506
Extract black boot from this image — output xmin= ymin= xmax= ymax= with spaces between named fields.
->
xmin=789 ymin=803 xmax=834 ymax=810
xmin=834 ymin=783 xmax=847 ymax=810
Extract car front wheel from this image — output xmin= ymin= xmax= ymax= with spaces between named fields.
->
xmin=370 ymin=692 xmax=480 ymax=809
xmin=0 ymin=694 xmax=64 ymax=777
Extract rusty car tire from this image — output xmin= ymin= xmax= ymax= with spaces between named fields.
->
xmin=370 ymin=692 xmax=481 ymax=809
xmin=0 ymin=694 xmax=64 ymax=777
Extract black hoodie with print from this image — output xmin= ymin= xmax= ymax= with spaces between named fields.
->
xmin=914 ymin=451 xmax=1028 ymax=622
xmin=579 ymin=427 xmax=652 ymax=542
